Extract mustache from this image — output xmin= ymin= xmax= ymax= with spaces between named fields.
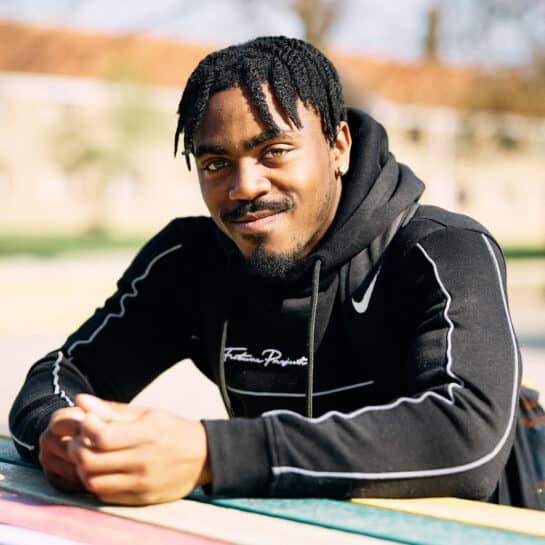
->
xmin=221 ymin=198 xmax=294 ymax=222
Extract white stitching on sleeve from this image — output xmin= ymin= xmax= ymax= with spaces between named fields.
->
xmin=51 ymin=351 xmax=74 ymax=407
xmin=66 ymin=244 xmax=182 ymax=356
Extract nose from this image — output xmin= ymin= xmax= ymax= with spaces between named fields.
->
xmin=228 ymin=160 xmax=271 ymax=201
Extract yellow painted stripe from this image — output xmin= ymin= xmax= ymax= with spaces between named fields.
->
xmin=352 ymin=497 xmax=545 ymax=537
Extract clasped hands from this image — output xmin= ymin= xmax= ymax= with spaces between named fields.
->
xmin=38 ymin=394 xmax=211 ymax=505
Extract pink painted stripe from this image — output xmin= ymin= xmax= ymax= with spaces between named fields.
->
xmin=0 ymin=524 xmax=91 ymax=545
xmin=0 ymin=491 xmax=227 ymax=545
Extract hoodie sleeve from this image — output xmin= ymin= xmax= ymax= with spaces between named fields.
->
xmin=9 ymin=220 xmax=197 ymax=464
xmin=202 ymin=227 xmax=521 ymax=499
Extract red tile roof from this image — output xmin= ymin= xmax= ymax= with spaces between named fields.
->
xmin=1 ymin=20 xmax=543 ymax=116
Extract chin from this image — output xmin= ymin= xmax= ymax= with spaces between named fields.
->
xmin=243 ymin=243 xmax=302 ymax=281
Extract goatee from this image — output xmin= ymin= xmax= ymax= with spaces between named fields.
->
xmin=243 ymin=242 xmax=304 ymax=281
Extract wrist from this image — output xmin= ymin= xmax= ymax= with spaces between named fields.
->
xmin=197 ymin=422 xmax=212 ymax=486
xmin=191 ymin=420 xmax=212 ymax=487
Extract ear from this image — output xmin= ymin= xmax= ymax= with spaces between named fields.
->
xmin=332 ymin=121 xmax=352 ymax=177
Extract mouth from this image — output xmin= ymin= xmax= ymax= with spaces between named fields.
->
xmin=228 ymin=209 xmax=286 ymax=233
xmin=231 ymin=209 xmax=280 ymax=223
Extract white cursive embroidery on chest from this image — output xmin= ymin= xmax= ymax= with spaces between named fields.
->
xmin=224 ymin=347 xmax=308 ymax=367
xmin=352 ymin=267 xmax=382 ymax=314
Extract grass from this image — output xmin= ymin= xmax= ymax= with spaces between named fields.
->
xmin=503 ymin=247 xmax=545 ymax=260
xmin=0 ymin=232 xmax=146 ymax=258
xmin=0 ymin=233 xmax=543 ymax=260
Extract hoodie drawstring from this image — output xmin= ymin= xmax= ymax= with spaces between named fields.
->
xmin=306 ymin=259 xmax=322 ymax=418
xmin=218 ymin=258 xmax=234 ymax=417
xmin=218 ymin=316 xmax=233 ymax=416
xmin=218 ymin=257 xmax=322 ymax=419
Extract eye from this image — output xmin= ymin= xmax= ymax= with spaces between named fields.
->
xmin=262 ymin=147 xmax=289 ymax=160
xmin=202 ymin=158 xmax=228 ymax=172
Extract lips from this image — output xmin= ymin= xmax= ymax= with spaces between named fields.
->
xmin=227 ymin=209 xmax=287 ymax=235
xmin=221 ymin=197 xmax=294 ymax=224
xmin=230 ymin=209 xmax=280 ymax=223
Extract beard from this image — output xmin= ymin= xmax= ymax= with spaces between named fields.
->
xmin=225 ymin=186 xmax=337 ymax=281
xmin=223 ymin=197 xmax=303 ymax=281
xmin=242 ymin=237 xmax=306 ymax=281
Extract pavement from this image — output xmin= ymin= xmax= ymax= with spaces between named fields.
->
xmin=0 ymin=252 xmax=544 ymax=435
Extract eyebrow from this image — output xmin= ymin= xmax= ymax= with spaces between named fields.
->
xmin=243 ymin=130 xmax=294 ymax=151
xmin=194 ymin=144 xmax=229 ymax=158
xmin=195 ymin=130 xmax=296 ymax=158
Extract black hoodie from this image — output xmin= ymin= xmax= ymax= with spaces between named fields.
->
xmin=9 ymin=110 xmax=520 ymax=501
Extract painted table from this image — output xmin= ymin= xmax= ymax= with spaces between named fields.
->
xmin=1 ymin=436 xmax=544 ymax=545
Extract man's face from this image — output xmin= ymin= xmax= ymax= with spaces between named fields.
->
xmin=193 ymin=85 xmax=351 ymax=276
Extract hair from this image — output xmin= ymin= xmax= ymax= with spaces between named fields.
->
xmin=174 ymin=36 xmax=347 ymax=169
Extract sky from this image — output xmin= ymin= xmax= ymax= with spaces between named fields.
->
xmin=0 ymin=0 xmax=544 ymax=68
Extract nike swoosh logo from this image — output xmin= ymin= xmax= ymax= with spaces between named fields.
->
xmin=352 ymin=267 xmax=381 ymax=314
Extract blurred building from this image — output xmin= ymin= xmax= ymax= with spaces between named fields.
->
xmin=0 ymin=21 xmax=544 ymax=246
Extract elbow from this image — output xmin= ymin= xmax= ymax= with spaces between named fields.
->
xmin=449 ymin=467 xmax=500 ymax=501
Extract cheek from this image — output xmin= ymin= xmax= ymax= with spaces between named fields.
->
xmin=198 ymin=180 xmax=220 ymax=215
xmin=301 ymin=165 xmax=336 ymax=216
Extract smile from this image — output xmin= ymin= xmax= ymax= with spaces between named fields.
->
xmin=229 ymin=209 xmax=285 ymax=233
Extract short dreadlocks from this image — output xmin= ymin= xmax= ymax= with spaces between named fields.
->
xmin=174 ymin=36 xmax=346 ymax=169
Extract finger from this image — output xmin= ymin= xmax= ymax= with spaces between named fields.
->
xmin=43 ymin=453 xmax=80 ymax=482
xmin=85 ymin=473 xmax=158 ymax=506
xmin=45 ymin=470 xmax=86 ymax=493
xmin=39 ymin=429 xmax=75 ymax=462
xmin=67 ymin=437 xmax=143 ymax=475
xmin=76 ymin=394 xmax=144 ymax=422
xmin=80 ymin=412 xmax=150 ymax=451
xmin=75 ymin=394 xmax=116 ymax=421
xmin=48 ymin=407 xmax=85 ymax=438
xmin=41 ymin=454 xmax=83 ymax=492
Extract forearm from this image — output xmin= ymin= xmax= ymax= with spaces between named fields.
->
xmin=9 ymin=350 xmax=95 ymax=463
xmin=203 ymin=379 xmax=518 ymax=499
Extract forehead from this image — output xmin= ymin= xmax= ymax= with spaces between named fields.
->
xmin=194 ymin=85 xmax=324 ymax=148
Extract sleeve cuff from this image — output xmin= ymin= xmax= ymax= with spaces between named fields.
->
xmin=202 ymin=417 xmax=271 ymax=497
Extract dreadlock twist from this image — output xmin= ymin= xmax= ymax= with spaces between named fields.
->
xmin=174 ymin=36 xmax=347 ymax=169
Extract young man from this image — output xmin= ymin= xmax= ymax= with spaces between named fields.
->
xmin=10 ymin=36 xmax=521 ymax=506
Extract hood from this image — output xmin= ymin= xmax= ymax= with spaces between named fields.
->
xmin=309 ymin=108 xmax=425 ymax=276
xmin=219 ymin=108 xmax=425 ymax=290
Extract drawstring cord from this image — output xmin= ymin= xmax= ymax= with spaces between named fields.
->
xmin=218 ymin=259 xmax=234 ymax=417
xmin=306 ymin=259 xmax=322 ymax=418
xmin=218 ymin=317 xmax=233 ymax=416
xmin=218 ymin=256 xmax=322 ymax=419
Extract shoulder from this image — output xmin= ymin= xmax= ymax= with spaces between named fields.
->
xmin=392 ymin=205 xmax=500 ymax=259
xmin=386 ymin=205 xmax=505 ymax=287
xmin=153 ymin=216 xmax=218 ymax=246
xmin=123 ymin=216 xmax=222 ymax=280
xmin=405 ymin=204 xmax=490 ymax=239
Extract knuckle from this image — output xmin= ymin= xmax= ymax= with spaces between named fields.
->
xmin=141 ymin=409 xmax=156 ymax=427
xmin=89 ymin=429 xmax=109 ymax=450
xmin=135 ymin=461 xmax=151 ymax=482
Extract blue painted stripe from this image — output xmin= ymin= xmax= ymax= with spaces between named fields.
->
xmin=190 ymin=494 xmax=545 ymax=545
